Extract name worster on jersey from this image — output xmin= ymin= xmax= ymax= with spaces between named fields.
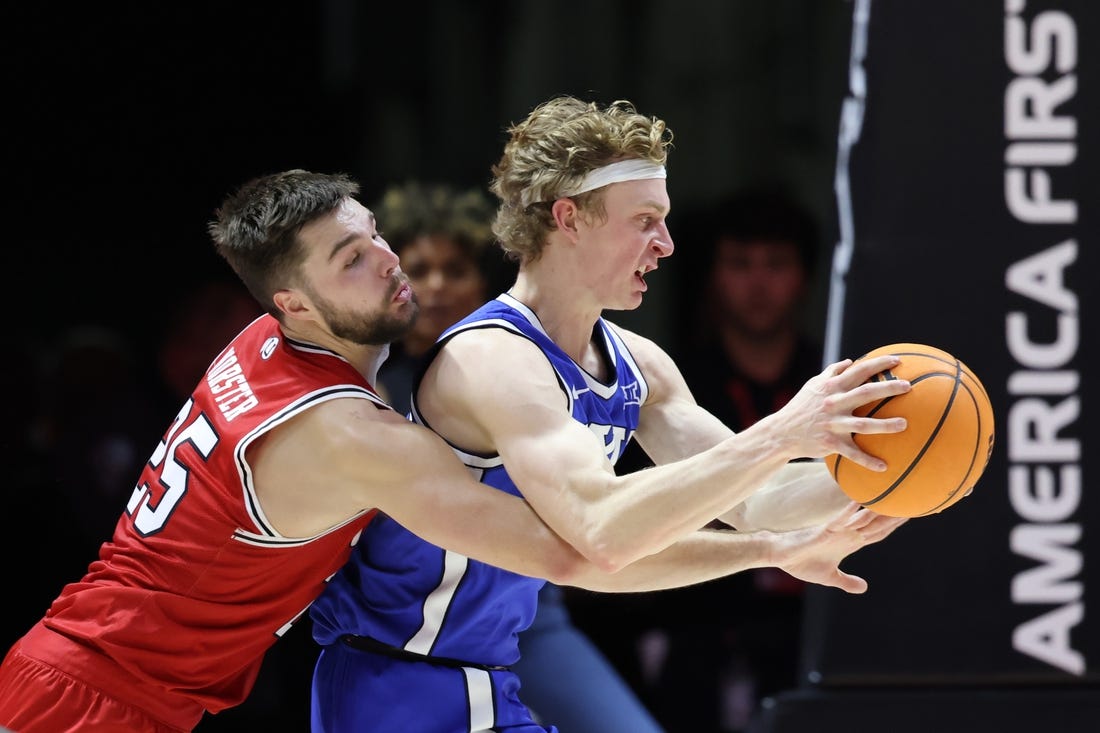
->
xmin=207 ymin=347 xmax=259 ymax=421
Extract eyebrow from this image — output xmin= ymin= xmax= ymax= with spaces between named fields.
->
xmin=326 ymin=234 xmax=358 ymax=263
xmin=638 ymin=199 xmax=670 ymax=216
xmin=325 ymin=210 xmax=376 ymax=263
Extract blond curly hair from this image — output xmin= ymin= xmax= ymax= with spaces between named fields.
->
xmin=490 ymin=96 xmax=673 ymax=264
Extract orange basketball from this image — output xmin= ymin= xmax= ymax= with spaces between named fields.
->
xmin=825 ymin=343 xmax=995 ymax=518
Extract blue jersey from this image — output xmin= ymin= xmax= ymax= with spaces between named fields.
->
xmin=309 ymin=293 xmax=649 ymax=732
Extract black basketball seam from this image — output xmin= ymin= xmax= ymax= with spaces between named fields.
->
xmin=961 ymin=363 xmax=992 ymax=405
xmin=862 ymin=349 xmax=956 ymax=369
xmin=836 ymin=350 xmax=993 ymax=515
xmin=920 ymin=374 xmax=989 ymax=515
xmin=864 ymin=365 xmax=962 ymax=508
xmin=862 ymin=371 xmax=954 ymax=418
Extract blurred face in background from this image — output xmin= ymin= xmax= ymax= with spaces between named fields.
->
xmin=709 ymin=237 xmax=807 ymax=340
xmin=399 ymin=234 xmax=488 ymax=351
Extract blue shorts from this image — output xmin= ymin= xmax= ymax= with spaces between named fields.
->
xmin=311 ymin=640 xmax=557 ymax=733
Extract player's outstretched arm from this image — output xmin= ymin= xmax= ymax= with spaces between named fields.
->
xmin=565 ymin=501 xmax=906 ymax=594
xmin=418 ymin=328 xmax=910 ymax=571
xmin=718 ymin=460 xmax=852 ymax=531
xmin=250 ymin=398 xmax=595 ymax=582
xmin=618 ymin=327 xmax=853 ymax=532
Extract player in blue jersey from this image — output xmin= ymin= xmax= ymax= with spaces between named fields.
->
xmin=309 ymin=96 xmax=912 ymax=733
xmin=371 ymin=181 xmax=665 ymax=733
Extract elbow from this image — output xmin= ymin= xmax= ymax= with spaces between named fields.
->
xmin=566 ymin=504 xmax=695 ymax=573
xmin=541 ymin=540 xmax=625 ymax=581
xmin=583 ymin=546 xmax=629 ymax=575
xmin=554 ymin=495 xmax=671 ymax=574
xmin=569 ymin=528 xmax=645 ymax=575
xmin=540 ymin=548 xmax=598 ymax=585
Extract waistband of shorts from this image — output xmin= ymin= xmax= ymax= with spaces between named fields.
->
xmin=339 ymin=634 xmax=509 ymax=672
xmin=20 ymin=621 xmax=205 ymax=731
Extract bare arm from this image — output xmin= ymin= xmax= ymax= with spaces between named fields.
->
xmin=249 ymin=399 xmax=593 ymax=583
xmin=718 ymin=460 xmax=851 ymax=531
xmin=569 ymin=502 xmax=906 ymax=594
xmin=622 ymin=328 xmax=851 ymax=532
xmin=417 ymin=326 xmax=909 ymax=571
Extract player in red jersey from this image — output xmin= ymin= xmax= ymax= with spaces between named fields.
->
xmin=0 ymin=170 xmax=590 ymax=733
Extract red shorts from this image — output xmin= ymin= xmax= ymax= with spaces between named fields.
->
xmin=0 ymin=623 xmax=200 ymax=733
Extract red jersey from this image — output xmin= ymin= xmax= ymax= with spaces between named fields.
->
xmin=19 ymin=315 xmax=383 ymax=727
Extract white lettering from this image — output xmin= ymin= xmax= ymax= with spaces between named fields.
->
xmin=1004 ymin=169 xmax=1076 ymax=223
xmin=205 ymin=347 xmax=258 ymax=421
xmin=1011 ymin=524 xmax=1082 ymax=603
xmin=1004 ymin=76 xmax=1077 ymax=139
xmin=208 ymin=348 xmax=239 ymax=379
xmin=1012 ymin=602 xmax=1085 ymax=675
xmin=222 ymin=395 xmax=260 ymax=421
xmin=1005 ymin=240 xmax=1077 ymax=313
xmin=1009 ymin=465 xmax=1080 ymax=523
xmin=1003 ymin=7 xmax=1077 ymax=226
xmin=1004 ymin=10 xmax=1076 ymax=75
xmin=1007 ymin=369 xmax=1078 ymax=395
xmin=1007 ymin=397 xmax=1079 ymax=463
xmin=1004 ymin=2 xmax=1083 ymax=676
xmin=588 ymin=423 xmax=628 ymax=464
xmin=1004 ymin=141 xmax=1075 ymax=167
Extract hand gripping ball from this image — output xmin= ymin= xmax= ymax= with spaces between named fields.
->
xmin=826 ymin=343 xmax=995 ymax=518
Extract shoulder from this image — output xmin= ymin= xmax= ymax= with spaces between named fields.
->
xmin=434 ymin=323 xmax=549 ymax=376
xmin=421 ymin=325 xmax=565 ymax=412
xmin=266 ymin=394 xmax=398 ymax=452
xmin=417 ymin=325 xmax=569 ymax=453
xmin=252 ymin=394 xmax=439 ymax=498
xmin=602 ymin=319 xmax=689 ymax=406
xmin=602 ymin=320 xmax=673 ymax=377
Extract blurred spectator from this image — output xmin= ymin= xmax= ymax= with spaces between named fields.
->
xmin=372 ymin=181 xmax=508 ymax=413
xmin=663 ymin=185 xmax=823 ymax=732
xmin=676 ymin=186 xmax=821 ymax=435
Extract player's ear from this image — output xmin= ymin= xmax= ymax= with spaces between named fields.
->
xmin=550 ymin=198 xmax=581 ymax=240
xmin=272 ymin=288 xmax=311 ymax=321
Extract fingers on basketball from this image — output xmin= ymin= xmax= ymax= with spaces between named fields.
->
xmin=825 ymin=343 xmax=996 ymax=518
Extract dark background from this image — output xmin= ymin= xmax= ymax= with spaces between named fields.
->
xmin=8 ymin=0 xmax=851 ymax=356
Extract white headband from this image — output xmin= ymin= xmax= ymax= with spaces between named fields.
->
xmin=521 ymin=159 xmax=667 ymax=207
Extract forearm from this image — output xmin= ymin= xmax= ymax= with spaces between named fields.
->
xmin=718 ymin=460 xmax=851 ymax=532
xmin=567 ymin=501 xmax=908 ymax=596
xmin=566 ymin=526 xmax=778 ymax=592
xmin=576 ymin=419 xmax=793 ymax=569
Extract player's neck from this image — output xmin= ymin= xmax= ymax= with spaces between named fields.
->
xmin=279 ymin=321 xmax=390 ymax=384
xmin=508 ymin=270 xmax=601 ymax=363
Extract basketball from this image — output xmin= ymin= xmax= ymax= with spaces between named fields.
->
xmin=825 ymin=343 xmax=995 ymax=518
